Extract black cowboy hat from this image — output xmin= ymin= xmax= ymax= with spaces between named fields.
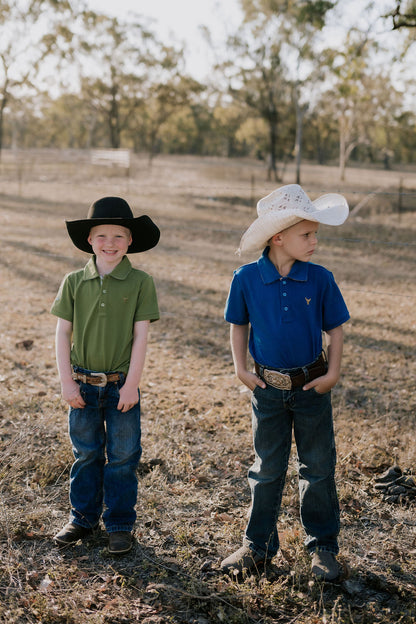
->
xmin=66 ymin=196 xmax=160 ymax=254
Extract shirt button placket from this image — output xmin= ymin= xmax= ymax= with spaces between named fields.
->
xmin=281 ymin=279 xmax=289 ymax=317
xmin=99 ymin=279 xmax=107 ymax=315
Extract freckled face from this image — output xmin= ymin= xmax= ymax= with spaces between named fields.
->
xmin=88 ymin=224 xmax=132 ymax=268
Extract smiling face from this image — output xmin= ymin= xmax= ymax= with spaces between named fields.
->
xmin=88 ymin=223 xmax=132 ymax=273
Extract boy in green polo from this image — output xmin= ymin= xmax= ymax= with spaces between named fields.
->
xmin=51 ymin=196 xmax=160 ymax=555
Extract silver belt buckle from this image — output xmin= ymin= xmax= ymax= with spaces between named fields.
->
xmin=91 ymin=372 xmax=107 ymax=387
xmin=263 ymin=368 xmax=292 ymax=390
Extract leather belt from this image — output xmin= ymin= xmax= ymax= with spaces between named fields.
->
xmin=72 ymin=371 xmax=122 ymax=388
xmin=255 ymin=353 xmax=327 ymax=390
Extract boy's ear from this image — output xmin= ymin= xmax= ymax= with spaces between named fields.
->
xmin=270 ymin=232 xmax=283 ymax=246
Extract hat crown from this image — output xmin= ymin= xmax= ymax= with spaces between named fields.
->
xmin=66 ymin=196 xmax=160 ymax=253
xmin=257 ymin=184 xmax=314 ymax=217
xmin=88 ymin=196 xmax=134 ymax=220
xmin=239 ymin=184 xmax=348 ymax=253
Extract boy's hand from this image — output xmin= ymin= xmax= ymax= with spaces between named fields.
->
xmin=238 ymin=370 xmax=267 ymax=392
xmin=117 ymin=383 xmax=140 ymax=413
xmin=303 ymin=372 xmax=338 ymax=394
xmin=61 ymin=379 xmax=86 ymax=409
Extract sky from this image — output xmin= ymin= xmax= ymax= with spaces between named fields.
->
xmin=84 ymin=0 xmax=244 ymax=80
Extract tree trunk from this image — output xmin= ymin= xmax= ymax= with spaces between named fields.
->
xmin=339 ymin=116 xmax=347 ymax=182
xmin=294 ymin=103 xmax=306 ymax=185
xmin=0 ymin=89 xmax=8 ymax=162
xmin=294 ymin=84 xmax=307 ymax=185
xmin=267 ymin=114 xmax=279 ymax=182
xmin=109 ymin=86 xmax=120 ymax=148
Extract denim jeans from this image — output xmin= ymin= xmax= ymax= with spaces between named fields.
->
xmin=68 ymin=369 xmax=141 ymax=533
xmin=244 ymin=384 xmax=340 ymax=558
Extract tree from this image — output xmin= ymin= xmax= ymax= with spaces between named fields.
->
xmin=331 ymin=51 xmax=376 ymax=181
xmin=74 ymin=12 xmax=168 ymax=150
xmin=218 ymin=30 xmax=291 ymax=181
xmin=387 ymin=0 xmax=416 ymax=28
xmin=211 ymin=103 xmax=249 ymax=157
xmin=134 ymin=75 xmax=205 ymax=162
xmin=218 ymin=0 xmax=336 ymax=180
xmin=322 ymin=29 xmax=406 ymax=180
xmin=73 ymin=11 xmax=205 ymax=159
xmin=304 ymin=108 xmax=338 ymax=164
xmin=36 ymin=92 xmax=95 ymax=148
xmin=0 ymin=0 xmax=78 ymax=156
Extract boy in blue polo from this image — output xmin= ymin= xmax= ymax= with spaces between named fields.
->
xmin=221 ymin=184 xmax=350 ymax=581
xmin=51 ymin=196 xmax=160 ymax=555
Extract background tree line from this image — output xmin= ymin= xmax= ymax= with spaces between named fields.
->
xmin=1 ymin=0 xmax=415 ymax=180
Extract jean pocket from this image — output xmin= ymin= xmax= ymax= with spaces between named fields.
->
xmin=310 ymin=387 xmax=331 ymax=397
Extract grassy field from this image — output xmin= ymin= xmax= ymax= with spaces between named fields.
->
xmin=0 ymin=152 xmax=415 ymax=623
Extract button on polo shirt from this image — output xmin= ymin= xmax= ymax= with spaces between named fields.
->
xmin=51 ymin=256 xmax=159 ymax=373
xmin=224 ymin=248 xmax=350 ymax=369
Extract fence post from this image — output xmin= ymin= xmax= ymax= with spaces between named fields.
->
xmin=398 ymin=178 xmax=403 ymax=218
xmin=251 ymin=174 xmax=255 ymax=207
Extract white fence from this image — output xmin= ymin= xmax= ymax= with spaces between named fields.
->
xmin=90 ymin=149 xmax=131 ymax=170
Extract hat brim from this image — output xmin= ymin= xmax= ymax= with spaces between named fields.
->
xmin=66 ymin=216 xmax=160 ymax=254
xmin=239 ymin=193 xmax=349 ymax=253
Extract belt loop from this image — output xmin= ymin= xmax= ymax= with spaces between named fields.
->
xmin=302 ymin=366 xmax=309 ymax=383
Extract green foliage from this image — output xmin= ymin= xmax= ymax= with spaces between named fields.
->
xmin=389 ymin=0 xmax=416 ymax=29
xmin=296 ymin=1 xmax=336 ymax=28
xmin=240 ymin=0 xmax=335 ymax=27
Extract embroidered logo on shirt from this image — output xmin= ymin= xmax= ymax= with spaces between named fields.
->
xmin=123 ymin=297 xmax=129 ymax=304
xmin=305 ymin=297 xmax=311 ymax=305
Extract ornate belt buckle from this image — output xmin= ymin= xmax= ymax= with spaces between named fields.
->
xmin=91 ymin=372 xmax=107 ymax=387
xmin=263 ymin=369 xmax=292 ymax=390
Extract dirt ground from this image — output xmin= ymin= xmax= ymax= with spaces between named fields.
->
xmin=0 ymin=153 xmax=415 ymax=623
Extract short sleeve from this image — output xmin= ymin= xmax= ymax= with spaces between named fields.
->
xmin=322 ymin=272 xmax=350 ymax=331
xmin=224 ymin=271 xmax=249 ymax=325
xmin=134 ymin=274 xmax=160 ymax=323
xmin=50 ymin=274 xmax=74 ymax=322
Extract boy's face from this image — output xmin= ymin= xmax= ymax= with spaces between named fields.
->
xmin=88 ymin=224 xmax=132 ymax=268
xmin=271 ymin=219 xmax=319 ymax=263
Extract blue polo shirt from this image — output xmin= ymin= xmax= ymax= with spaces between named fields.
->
xmin=224 ymin=248 xmax=350 ymax=369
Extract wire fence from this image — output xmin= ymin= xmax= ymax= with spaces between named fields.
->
xmin=1 ymin=236 xmax=415 ymax=304
xmin=0 ymin=167 xmax=415 ymax=306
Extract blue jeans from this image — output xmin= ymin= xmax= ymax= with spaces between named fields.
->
xmin=244 ymin=384 xmax=340 ymax=558
xmin=68 ymin=369 xmax=141 ymax=533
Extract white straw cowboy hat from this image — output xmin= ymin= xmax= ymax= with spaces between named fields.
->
xmin=238 ymin=184 xmax=349 ymax=253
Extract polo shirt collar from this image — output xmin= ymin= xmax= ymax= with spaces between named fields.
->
xmin=257 ymin=247 xmax=309 ymax=283
xmin=82 ymin=255 xmax=132 ymax=281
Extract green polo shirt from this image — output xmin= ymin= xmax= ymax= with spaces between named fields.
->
xmin=51 ymin=256 xmax=159 ymax=373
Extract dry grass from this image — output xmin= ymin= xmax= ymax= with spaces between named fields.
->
xmin=0 ymin=153 xmax=415 ymax=623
